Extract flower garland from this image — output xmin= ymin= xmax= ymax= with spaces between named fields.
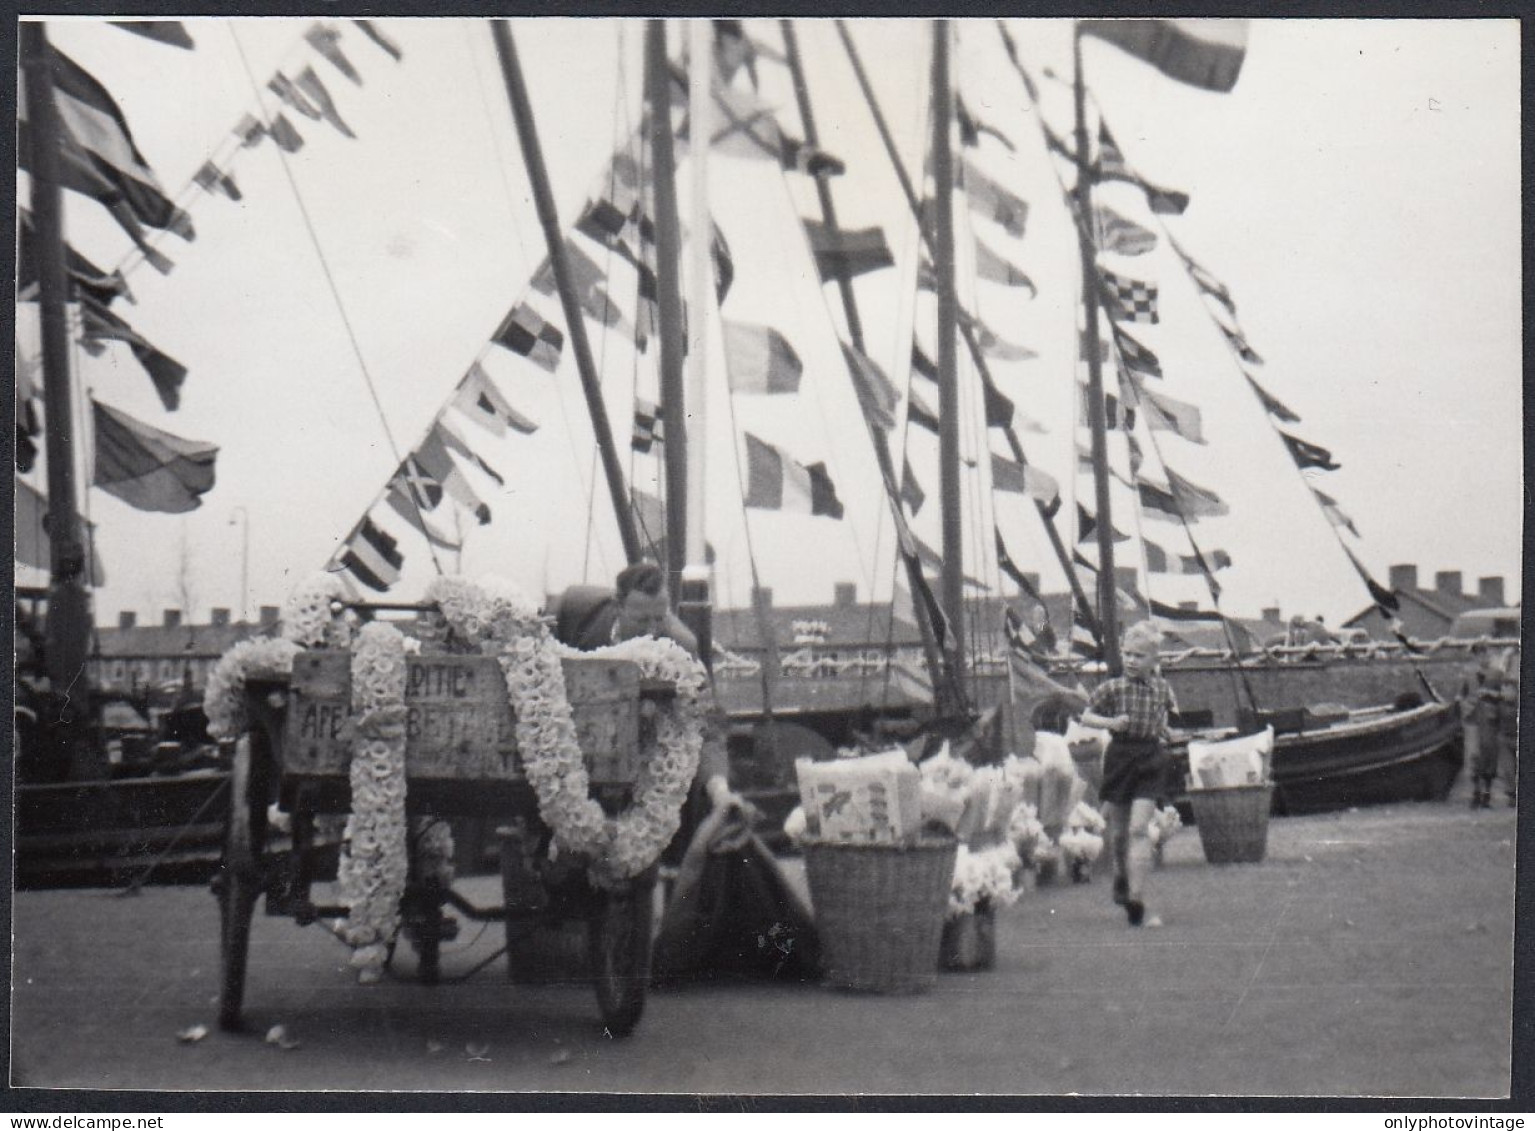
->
xmin=335 ymin=620 xmax=409 ymax=983
xmin=425 ymin=576 xmax=705 ymax=888
xmin=204 ymin=637 xmax=302 ymax=741
xmin=281 ymin=572 xmax=351 ymax=650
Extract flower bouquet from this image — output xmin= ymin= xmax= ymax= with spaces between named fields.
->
xmin=1147 ymin=804 xmax=1184 ymax=868
xmin=1058 ymin=800 xmax=1106 ymax=884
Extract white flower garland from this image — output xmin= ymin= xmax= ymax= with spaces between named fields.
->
xmin=281 ymin=572 xmax=350 ymax=649
xmin=204 ymin=637 xmax=303 ymax=741
xmin=425 ymin=576 xmax=705 ymax=888
xmin=336 ymin=620 xmax=409 ymax=983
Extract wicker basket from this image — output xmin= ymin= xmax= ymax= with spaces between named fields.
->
xmin=803 ymin=836 xmax=958 ymax=993
xmin=1188 ymin=783 xmax=1274 ymax=864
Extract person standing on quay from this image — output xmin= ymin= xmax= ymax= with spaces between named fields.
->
xmin=1080 ymin=621 xmax=1178 ymax=928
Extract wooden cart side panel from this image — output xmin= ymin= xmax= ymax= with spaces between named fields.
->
xmin=284 ymin=652 xmax=641 ymax=784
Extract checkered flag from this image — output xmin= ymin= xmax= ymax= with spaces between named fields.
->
xmin=632 ymin=398 xmax=663 ymax=453
xmin=1099 ymin=266 xmax=1159 ymax=324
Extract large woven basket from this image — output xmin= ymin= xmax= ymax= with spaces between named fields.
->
xmin=1188 ymin=783 xmax=1274 ymax=864
xmin=803 ymin=836 xmax=958 ymax=994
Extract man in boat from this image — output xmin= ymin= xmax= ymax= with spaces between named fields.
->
xmin=1079 ymin=620 xmax=1178 ymax=929
xmin=552 ymin=561 xmax=819 ymax=981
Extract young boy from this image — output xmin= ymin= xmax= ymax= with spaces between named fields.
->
xmin=1080 ymin=621 xmax=1178 ymax=928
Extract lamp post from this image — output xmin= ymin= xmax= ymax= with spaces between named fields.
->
xmin=229 ymin=507 xmax=249 ymax=623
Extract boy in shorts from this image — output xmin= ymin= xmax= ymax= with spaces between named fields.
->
xmin=1080 ymin=621 xmax=1177 ymax=928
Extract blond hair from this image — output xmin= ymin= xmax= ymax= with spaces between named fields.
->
xmin=1122 ymin=620 xmax=1162 ymax=654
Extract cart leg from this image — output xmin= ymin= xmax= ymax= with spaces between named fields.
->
xmin=587 ymin=874 xmax=655 ymax=1037
xmin=217 ymin=733 xmax=270 ymax=1032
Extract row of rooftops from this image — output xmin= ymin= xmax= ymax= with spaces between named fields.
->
xmin=83 ymin=562 xmax=1516 ymax=664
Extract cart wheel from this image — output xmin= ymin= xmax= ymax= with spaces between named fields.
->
xmin=587 ymin=877 xmax=655 ymax=1037
xmin=217 ymin=732 xmax=270 ymax=1031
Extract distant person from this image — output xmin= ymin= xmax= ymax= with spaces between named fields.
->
xmin=1080 ymin=620 xmax=1178 ymax=928
xmin=552 ymin=561 xmax=817 ymax=981
xmin=1467 ymin=649 xmax=1519 ymax=810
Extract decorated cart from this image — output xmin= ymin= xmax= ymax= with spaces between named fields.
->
xmin=207 ymin=576 xmax=707 ymax=1037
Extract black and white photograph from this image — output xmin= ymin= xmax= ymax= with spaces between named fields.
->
xmin=11 ymin=15 xmax=1524 ymax=1103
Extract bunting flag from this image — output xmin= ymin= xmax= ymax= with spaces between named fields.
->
xmin=632 ymin=398 xmax=662 ymax=453
xmin=109 ymin=21 xmax=195 ymax=50
xmin=1096 ymin=122 xmax=1190 ymax=214
xmin=439 ymin=417 xmax=506 ymax=486
xmin=1341 ymin=544 xmax=1400 ymax=614
xmin=995 ymin=530 xmax=1043 ymax=603
xmin=631 ymin=488 xmax=665 ymax=547
xmin=532 ymin=242 xmax=632 ymax=334
xmin=1218 ymin=320 xmax=1264 ymax=364
xmin=1070 ymin=607 xmax=1102 ymax=659
xmin=992 ymin=454 xmax=1060 ymax=511
xmin=780 ymin=135 xmax=845 ymax=178
xmin=1147 ymin=600 xmax=1226 ymax=623
xmin=1280 ymin=430 xmax=1340 ymax=471
xmin=973 ymin=239 xmax=1036 ymax=294
xmin=92 ymin=400 xmax=217 ymax=513
xmin=1078 ymin=385 xmax=1134 ymax=432
xmin=305 ymin=23 xmax=363 ymax=85
xmin=982 ymin=377 xmax=1015 ymax=430
xmin=713 ymin=222 xmax=735 ymax=304
xmin=268 ymin=113 xmax=306 ymax=153
xmin=192 ymin=160 xmax=242 ymax=202
xmin=1139 ymin=387 xmax=1206 ymax=444
xmin=804 ymin=222 xmax=895 ymax=281
xmin=16 ymin=355 xmax=42 ymax=473
xmin=841 ymin=343 xmax=901 ymax=432
xmin=77 ymin=296 xmax=187 ymax=411
xmin=17 ymin=479 xmax=107 ymax=584
xmin=269 ymin=72 xmax=323 ymax=121
xmin=1172 ymin=239 xmax=1237 ymax=313
xmin=956 ymin=94 xmax=1015 ymax=151
xmin=743 ymin=433 xmax=844 ymax=519
xmin=1110 ymin=324 xmax=1162 ymax=379
xmin=338 ymin=517 xmax=403 ymax=592
xmin=712 ymin=20 xmax=758 ymax=86
xmin=577 ymin=196 xmax=645 ymax=266
xmin=1076 ymin=444 xmax=1135 ymax=488
xmin=1099 ymin=266 xmax=1159 ymax=324
xmin=724 ymin=322 xmax=802 ymax=393
xmin=911 ymin=342 xmax=939 ymax=383
xmin=20 ymin=48 xmax=193 ymax=239
xmin=385 ymin=468 xmax=460 ymax=552
xmin=1095 ymin=205 xmax=1157 ymax=256
xmin=1079 ymin=19 xmax=1249 ymax=93
xmin=909 ymin=535 xmax=987 ymax=590
xmin=685 ymin=72 xmax=781 ymax=159
xmin=907 ymin=388 xmax=940 ymax=435
xmin=453 ymin=362 xmax=537 ymax=437
xmin=1077 ymin=502 xmax=1131 ymax=544
xmin=1312 ymin=487 xmax=1360 ymax=537
xmin=962 ymin=158 xmax=1029 ymax=239
xmin=1140 ymin=467 xmax=1228 ymax=521
xmin=900 ymin=459 xmax=926 ymax=515
xmin=413 ymin=425 xmax=490 ymax=524
xmin=492 ymin=302 xmax=564 ymax=373
xmin=1003 ymin=606 xmax=1056 ymax=667
xmin=1145 ymin=539 xmax=1231 ymax=575
xmin=959 ymin=310 xmax=1037 ymax=363
xmin=353 ymin=20 xmax=404 ymax=62
xmin=1245 ymin=374 xmax=1300 ymax=423
xmin=18 ymin=209 xmax=134 ymax=306
xmin=296 ymin=66 xmax=357 ymax=139
xmin=235 ymin=114 xmax=268 ymax=148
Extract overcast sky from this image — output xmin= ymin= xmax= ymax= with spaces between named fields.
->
xmin=18 ymin=17 xmax=1522 ymax=630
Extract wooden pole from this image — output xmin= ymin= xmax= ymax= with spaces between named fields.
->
xmin=491 ymin=20 xmax=640 ymax=566
xmin=1073 ymin=24 xmax=1121 ymax=673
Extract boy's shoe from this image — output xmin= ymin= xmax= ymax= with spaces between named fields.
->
xmin=1112 ymin=876 xmax=1129 ymax=906
xmin=1126 ymin=899 xmax=1146 ymax=927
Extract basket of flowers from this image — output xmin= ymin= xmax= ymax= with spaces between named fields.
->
xmin=1186 ymin=728 xmax=1275 ymax=865
xmin=790 ymin=749 xmax=957 ymax=993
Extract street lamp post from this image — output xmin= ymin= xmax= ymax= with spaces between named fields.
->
xmin=229 ymin=507 xmax=249 ymax=623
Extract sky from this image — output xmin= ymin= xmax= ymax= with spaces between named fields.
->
xmin=16 ymin=17 xmax=1523 ymax=633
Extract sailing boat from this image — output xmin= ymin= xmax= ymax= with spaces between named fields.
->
xmin=14 ymin=18 xmax=1476 ymax=876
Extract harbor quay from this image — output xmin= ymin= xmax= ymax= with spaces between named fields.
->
xmin=11 ymin=780 xmax=1517 ymax=1099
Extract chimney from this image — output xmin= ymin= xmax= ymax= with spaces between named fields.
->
xmin=118 ymin=611 xmax=137 ymax=630
xmin=833 ymin=582 xmax=857 ymax=608
xmin=1388 ymin=564 xmax=1418 ymax=593
xmin=163 ymin=609 xmax=182 ymax=628
xmin=1478 ymin=576 xmax=1505 ymax=607
xmin=1434 ymin=570 xmax=1462 ymax=598
xmin=1261 ymin=606 xmax=1281 ymax=623
xmin=750 ymin=586 xmax=773 ymax=610
xmin=211 ymin=607 xmax=231 ymax=627
xmin=259 ymin=605 xmax=280 ymax=626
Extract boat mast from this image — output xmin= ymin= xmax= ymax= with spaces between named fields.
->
xmin=21 ymin=21 xmax=93 ymax=710
xmin=644 ymin=20 xmax=691 ymax=605
xmin=678 ymin=19 xmax=714 ymax=663
xmin=931 ymin=22 xmax=966 ymax=683
xmin=780 ymin=20 xmax=961 ymax=718
xmin=1072 ymin=23 xmax=1122 ymax=673
xmin=834 ymin=20 xmax=1103 ymax=651
xmin=491 ymin=21 xmax=641 ymax=566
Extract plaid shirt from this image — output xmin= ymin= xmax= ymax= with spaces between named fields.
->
xmin=1086 ymin=673 xmax=1177 ymax=741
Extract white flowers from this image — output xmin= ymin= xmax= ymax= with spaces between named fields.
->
xmin=949 ymin=842 xmax=1023 ymax=918
xmin=281 ymin=572 xmax=350 ymax=650
xmin=203 ymin=637 xmax=302 ymax=741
